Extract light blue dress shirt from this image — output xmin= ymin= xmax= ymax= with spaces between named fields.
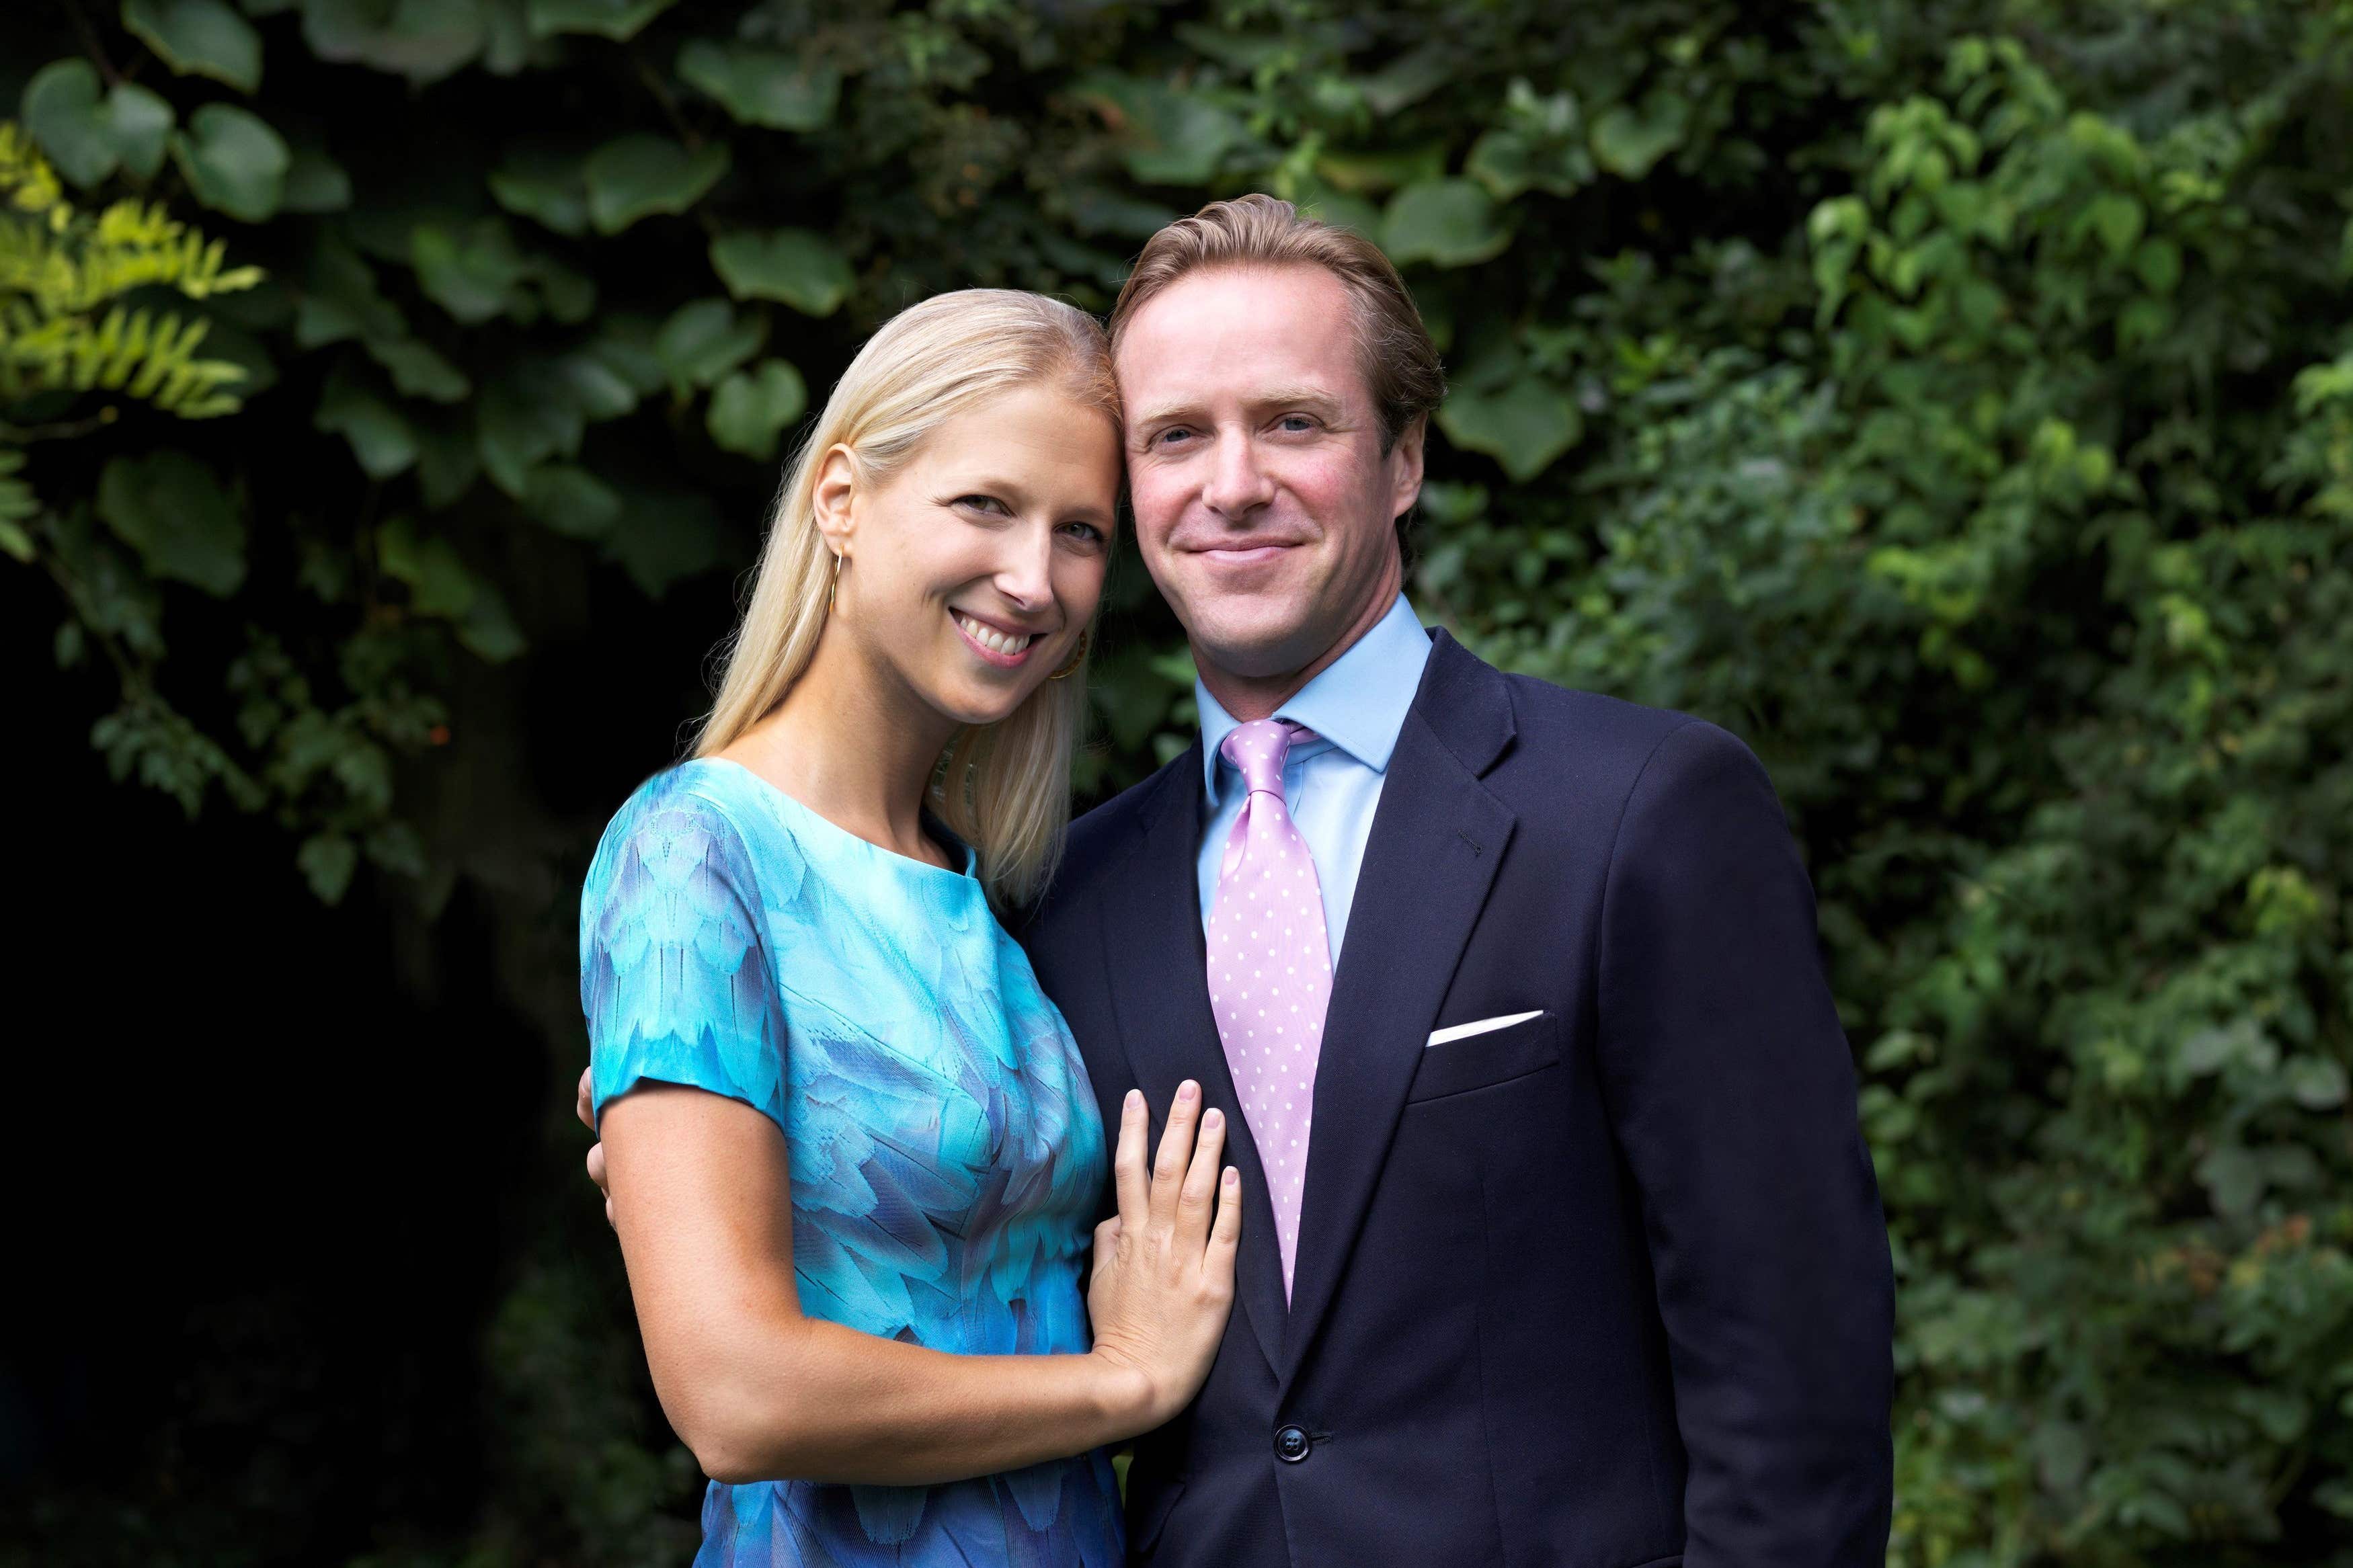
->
xmin=1196 ymin=593 xmax=1433 ymax=967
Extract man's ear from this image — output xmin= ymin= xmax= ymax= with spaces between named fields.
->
xmin=1387 ymin=414 xmax=1429 ymax=521
xmin=811 ymin=444 xmax=860 ymax=560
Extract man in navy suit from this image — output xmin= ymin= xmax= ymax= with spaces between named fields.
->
xmin=1016 ymin=196 xmax=1894 ymax=1565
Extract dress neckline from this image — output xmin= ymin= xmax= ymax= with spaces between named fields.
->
xmin=688 ymin=755 xmax=980 ymax=884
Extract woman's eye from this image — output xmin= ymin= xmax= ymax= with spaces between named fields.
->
xmin=955 ymin=495 xmax=1009 ymax=516
xmin=1059 ymin=520 xmax=1106 ymax=544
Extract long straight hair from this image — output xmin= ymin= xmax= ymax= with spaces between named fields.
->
xmin=695 ymin=290 xmax=1118 ymax=909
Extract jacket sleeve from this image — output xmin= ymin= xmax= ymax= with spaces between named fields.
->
xmin=1594 ymin=718 xmax=1895 ymax=1565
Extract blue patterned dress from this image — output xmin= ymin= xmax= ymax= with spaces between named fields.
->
xmin=581 ymin=757 xmax=1123 ymax=1568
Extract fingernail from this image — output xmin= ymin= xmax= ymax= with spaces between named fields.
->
xmin=1203 ymin=1109 xmax=1223 ymax=1128
xmin=1179 ymin=1079 xmax=1199 ymax=1100
xmin=1224 ymin=1167 xmax=1238 ymax=1186
xmin=1126 ymin=1089 xmax=1142 ymax=1110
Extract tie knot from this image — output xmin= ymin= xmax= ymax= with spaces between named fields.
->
xmin=1220 ymin=717 xmax=1309 ymax=797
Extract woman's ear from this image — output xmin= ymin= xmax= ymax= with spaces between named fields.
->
xmin=811 ymin=444 xmax=859 ymax=560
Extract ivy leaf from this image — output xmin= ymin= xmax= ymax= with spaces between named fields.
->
xmin=707 ymin=360 xmax=809 ymax=462
xmin=2286 ymin=1056 xmax=2349 ymax=1111
xmin=297 ymin=832 xmax=359 ymax=903
xmin=604 ymin=485 xmax=728 ymax=597
xmin=1357 ymin=43 xmax=1453 ymax=117
xmin=488 ymin=147 xmax=589 ymax=237
xmin=1283 ymin=173 xmax=1382 ymax=240
xmin=676 ymin=40 xmax=839 ymax=132
xmin=365 ymin=335 xmax=470 ymax=405
xmin=547 ymin=346 xmax=636 ymax=421
xmin=1466 ymin=126 xmax=1593 ymax=200
xmin=22 ymin=60 xmax=175 ymax=187
xmin=1590 ymin=90 xmax=1688 ymax=179
xmin=171 ymin=102 xmax=290 ymax=222
xmin=709 ymin=229 xmax=853 ymax=317
xmin=23 ymin=60 xmax=116 ymax=188
xmin=281 ymin=140 xmax=352 ymax=212
xmin=300 ymin=0 xmax=486 ymax=86
xmin=106 ymin=83 xmax=177 ymax=179
xmin=378 ymin=514 xmax=525 ymax=660
xmin=477 ymin=367 xmax=586 ymax=496
xmin=412 ymin=417 xmax=480 ymax=509
xmin=409 ymin=217 xmax=530 ymax=324
xmin=522 ymin=463 xmax=623 ymax=539
xmin=1315 ymin=145 xmax=1446 ymax=195
xmin=296 ymin=237 xmax=405 ymax=347
xmin=582 ymin=134 xmax=729 ymax=235
xmin=525 ymin=0 xmax=676 ymax=39
xmin=315 ymin=360 xmax=420 ymax=478
xmin=0 ymin=450 xmax=36 ymax=538
xmin=1072 ymin=71 xmax=1246 ymax=186
xmin=1382 ymin=179 xmax=1511 ymax=269
xmin=96 ymin=449 xmax=247 ymax=595
xmin=575 ymin=317 xmax=668 ymax=400
xmin=1436 ymin=376 xmax=1583 ymax=481
xmin=653 ymin=298 xmax=765 ymax=398
xmin=124 ymin=0 xmax=266 ymax=93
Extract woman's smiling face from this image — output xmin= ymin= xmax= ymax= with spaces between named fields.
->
xmin=817 ymin=383 xmax=1121 ymax=729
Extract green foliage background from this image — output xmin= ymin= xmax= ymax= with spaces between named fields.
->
xmin=6 ymin=1 xmax=2352 ymax=1563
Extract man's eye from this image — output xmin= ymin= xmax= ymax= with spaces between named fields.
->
xmin=1277 ymin=415 xmax=1316 ymax=434
xmin=1154 ymin=427 xmax=1194 ymax=446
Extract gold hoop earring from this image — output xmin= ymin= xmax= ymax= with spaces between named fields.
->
xmin=1047 ymin=625 xmax=1090 ymax=681
xmin=828 ymin=551 xmax=844 ymax=617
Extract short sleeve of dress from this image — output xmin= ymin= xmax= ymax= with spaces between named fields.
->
xmin=579 ymin=776 xmax=789 ymax=1132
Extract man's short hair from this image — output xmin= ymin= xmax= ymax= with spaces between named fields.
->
xmin=1108 ymin=194 xmax=1446 ymax=456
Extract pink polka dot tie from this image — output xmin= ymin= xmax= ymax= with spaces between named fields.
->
xmin=1205 ymin=718 xmax=1330 ymax=1300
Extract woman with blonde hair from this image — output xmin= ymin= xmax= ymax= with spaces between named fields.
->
xmin=577 ymin=290 xmax=1238 ymax=1566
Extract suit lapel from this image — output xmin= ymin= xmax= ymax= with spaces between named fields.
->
xmin=1096 ymin=747 xmax=1285 ymax=1372
xmin=1279 ymin=631 xmax=1518 ymax=1392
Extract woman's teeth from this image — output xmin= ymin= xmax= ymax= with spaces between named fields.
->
xmin=955 ymin=612 xmax=1035 ymax=655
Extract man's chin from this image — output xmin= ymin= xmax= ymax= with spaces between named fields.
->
xmin=1185 ymin=614 xmax=1326 ymax=684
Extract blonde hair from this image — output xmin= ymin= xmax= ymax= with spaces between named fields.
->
xmin=1109 ymin=193 xmax=1445 ymax=453
xmin=696 ymin=289 xmax=1119 ymax=909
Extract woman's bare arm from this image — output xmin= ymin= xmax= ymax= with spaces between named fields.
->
xmin=600 ymin=1078 xmax=1237 ymax=1487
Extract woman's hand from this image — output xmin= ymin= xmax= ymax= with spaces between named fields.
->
xmin=1084 ymin=1081 xmax=1243 ymax=1430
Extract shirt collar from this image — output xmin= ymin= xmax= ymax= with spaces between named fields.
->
xmin=1197 ymin=593 xmax=1433 ymax=805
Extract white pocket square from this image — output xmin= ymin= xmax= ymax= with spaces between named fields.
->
xmin=1425 ymin=1010 xmax=1543 ymax=1047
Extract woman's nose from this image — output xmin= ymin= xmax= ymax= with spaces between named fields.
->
xmin=994 ymin=523 xmax=1056 ymax=611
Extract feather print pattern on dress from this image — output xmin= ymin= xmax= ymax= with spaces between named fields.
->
xmin=582 ymin=761 xmax=1122 ymax=1568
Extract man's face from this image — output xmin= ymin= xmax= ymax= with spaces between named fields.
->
xmin=1116 ymin=265 xmax=1423 ymax=686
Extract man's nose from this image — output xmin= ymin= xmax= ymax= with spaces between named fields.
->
xmin=1203 ymin=428 xmax=1276 ymax=519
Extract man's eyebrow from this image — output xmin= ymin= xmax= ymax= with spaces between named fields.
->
xmin=1127 ymin=387 xmax=1347 ymax=427
xmin=1127 ymin=399 xmax=1204 ymax=429
xmin=1249 ymin=385 xmax=1346 ymax=413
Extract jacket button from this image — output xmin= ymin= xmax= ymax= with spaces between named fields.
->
xmin=1274 ymin=1423 xmax=1312 ymax=1462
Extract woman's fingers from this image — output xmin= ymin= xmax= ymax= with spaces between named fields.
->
xmin=1113 ymin=1089 xmax=1149 ymax=1225
xmin=1208 ymin=1167 xmax=1242 ymax=1270
xmin=576 ymin=1065 xmax=596 ymax=1131
xmin=1149 ymin=1080 xmax=1201 ymax=1225
xmin=1176 ymin=1108 xmax=1226 ymax=1241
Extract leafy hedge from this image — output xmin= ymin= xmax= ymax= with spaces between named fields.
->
xmin=7 ymin=1 xmax=2350 ymax=1563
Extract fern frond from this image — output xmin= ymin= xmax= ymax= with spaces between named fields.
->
xmin=1 ymin=120 xmax=263 ymax=420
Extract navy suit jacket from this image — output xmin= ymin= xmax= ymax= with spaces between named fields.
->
xmin=1020 ymin=628 xmax=1894 ymax=1568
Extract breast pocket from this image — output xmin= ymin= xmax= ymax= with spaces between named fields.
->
xmin=1404 ymin=1009 xmax=1560 ymax=1103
